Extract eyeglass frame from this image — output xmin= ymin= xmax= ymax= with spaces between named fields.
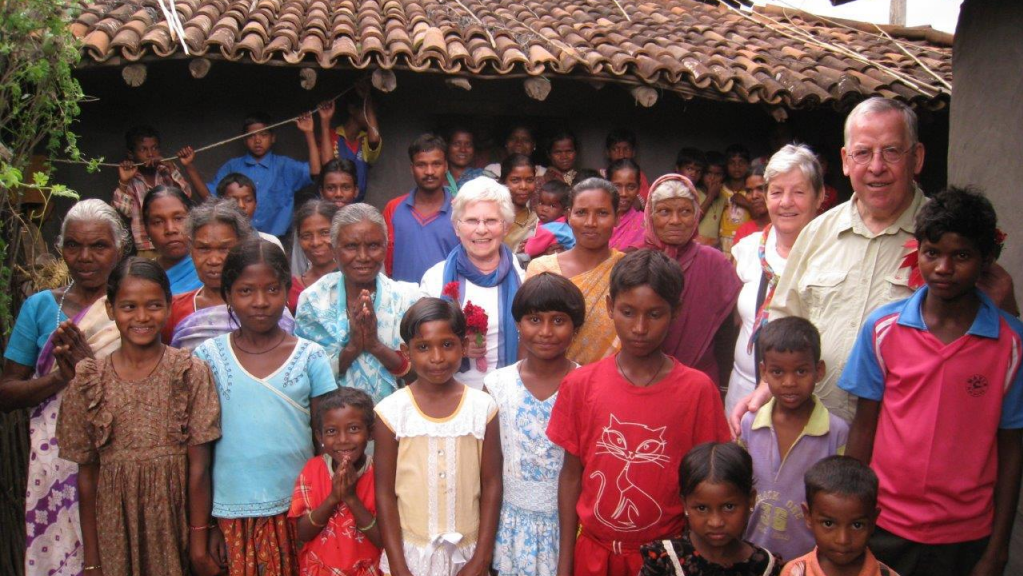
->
xmin=458 ymin=217 xmax=504 ymax=230
xmin=846 ymin=145 xmax=917 ymax=165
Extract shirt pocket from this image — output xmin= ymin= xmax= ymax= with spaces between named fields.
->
xmin=884 ymin=271 xmax=914 ymax=302
xmin=799 ymin=269 xmax=848 ymax=325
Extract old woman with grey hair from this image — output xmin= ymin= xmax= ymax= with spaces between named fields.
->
xmin=723 ymin=144 xmax=825 ymax=416
xmin=643 ymin=173 xmax=741 ymax=386
xmin=0 ymin=199 xmax=127 ymax=576
xmin=421 ymin=177 xmax=523 ymax=389
xmin=295 ymin=202 xmax=424 ymax=402
xmin=163 ymin=197 xmax=271 ymax=350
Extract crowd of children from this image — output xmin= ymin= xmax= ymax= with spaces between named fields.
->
xmin=3 ymin=93 xmax=1021 ymax=576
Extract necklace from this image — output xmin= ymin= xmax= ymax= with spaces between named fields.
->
xmin=231 ymin=330 xmax=287 ymax=355
xmin=55 ymin=280 xmax=75 ymax=327
xmin=615 ymin=354 xmax=668 ymax=387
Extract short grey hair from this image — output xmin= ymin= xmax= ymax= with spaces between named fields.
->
xmin=844 ymin=97 xmax=918 ymax=147
xmin=648 ymin=177 xmax=701 ymax=220
xmin=765 ymin=144 xmax=824 ymax=196
xmin=450 ymin=176 xmax=515 ymax=225
xmin=331 ymin=202 xmax=388 ymax=248
xmin=184 ymin=198 xmax=256 ymax=242
xmin=58 ymin=198 xmax=130 ymax=255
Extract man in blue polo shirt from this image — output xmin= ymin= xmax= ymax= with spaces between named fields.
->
xmin=384 ymin=133 xmax=459 ymax=283
xmin=187 ymin=112 xmax=321 ymax=237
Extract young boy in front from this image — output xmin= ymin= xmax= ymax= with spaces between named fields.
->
xmin=547 ymin=249 xmax=731 ymax=576
xmin=184 ymin=111 xmax=320 ymax=238
xmin=782 ymin=456 xmax=897 ymax=576
xmin=739 ymin=317 xmax=849 ymax=562
xmin=839 ymin=186 xmax=1023 ymax=576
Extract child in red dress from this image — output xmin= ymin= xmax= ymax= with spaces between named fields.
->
xmin=289 ymin=387 xmax=382 ymax=576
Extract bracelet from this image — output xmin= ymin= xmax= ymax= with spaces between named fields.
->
xmin=83 ymin=565 xmax=101 ymax=572
xmin=189 ymin=523 xmax=216 ymax=531
xmin=388 ymin=353 xmax=411 ymax=378
xmin=357 ymin=516 xmax=377 ymax=532
xmin=307 ymin=509 xmax=326 ymax=528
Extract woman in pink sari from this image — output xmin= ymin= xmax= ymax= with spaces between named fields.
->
xmin=606 ymin=158 xmax=646 ymax=251
xmin=644 ymin=174 xmax=742 ymax=386
xmin=0 ymin=199 xmax=126 ymax=576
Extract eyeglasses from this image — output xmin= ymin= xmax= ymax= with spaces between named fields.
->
xmin=848 ymin=146 xmax=913 ymax=165
xmin=459 ymin=218 xmax=503 ymax=230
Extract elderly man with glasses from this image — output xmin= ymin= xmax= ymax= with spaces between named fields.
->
xmin=732 ymin=97 xmax=1017 ymax=428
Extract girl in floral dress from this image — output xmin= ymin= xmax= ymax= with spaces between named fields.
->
xmin=484 ymin=273 xmax=585 ymax=576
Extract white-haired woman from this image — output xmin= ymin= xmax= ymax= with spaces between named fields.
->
xmin=724 ymin=144 xmax=824 ymax=416
xmin=295 ymin=202 xmax=424 ymax=402
xmin=421 ymin=177 xmax=524 ymax=389
xmin=0 ymin=199 xmax=127 ymax=575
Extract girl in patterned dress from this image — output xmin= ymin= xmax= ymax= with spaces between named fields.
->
xmin=289 ymin=387 xmax=382 ymax=575
xmin=195 ymin=239 xmax=337 ymax=576
xmin=374 ymin=298 xmax=502 ymax=576
xmin=57 ymin=257 xmax=222 ymax=576
xmin=484 ymin=273 xmax=585 ymax=576
xmin=640 ymin=443 xmax=781 ymax=576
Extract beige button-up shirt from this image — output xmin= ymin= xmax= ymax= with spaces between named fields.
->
xmin=769 ymin=188 xmax=925 ymax=421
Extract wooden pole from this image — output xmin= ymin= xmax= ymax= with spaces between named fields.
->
xmin=890 ymin=0 xmax=907 ymax=26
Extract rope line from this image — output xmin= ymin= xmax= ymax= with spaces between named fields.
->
xmin=53 ymin=79 xmax=363 ymax=169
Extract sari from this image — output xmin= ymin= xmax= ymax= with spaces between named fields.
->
xmin=526 ymin=250 xmax=624 ymax=365
xmin=608 ymin=208 xmax=646 ymax=251
xmin=643 ymin=174 xmax=742 ymax=385
xmin=170 ymin=304 xmax=295 ymax=352
xmin=25 ymin=297 xmax=120 ymax=576
xmin=166 ymin=256 xmax=202 ymax=296
xmin=294 ymin=272 xmax=424 ymax=403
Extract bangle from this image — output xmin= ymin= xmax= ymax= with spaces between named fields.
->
xmin=357 ymin=516 xmax=377 ymax=532
xmin=83 ymin=565 xmax=101 ymax=572
xmin=307 ymin=509 xmax=326 ymax=528
xmin=388 ymin=353 xmax=411 ymax=377
xmin=189 ymin=523 xmax=216 ymax=531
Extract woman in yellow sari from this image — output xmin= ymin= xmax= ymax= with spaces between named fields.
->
xmin=0 ymin=199 xmax=125 ymax=576
xmin=526 ymin=177 xmax=623 ymax=365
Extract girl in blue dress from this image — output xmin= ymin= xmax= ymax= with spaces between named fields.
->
xmin=483 ymin=272 xmax=585 ymax=576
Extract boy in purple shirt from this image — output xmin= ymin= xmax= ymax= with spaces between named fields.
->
xmin=740 ymin=317 xmax=848 ymax=562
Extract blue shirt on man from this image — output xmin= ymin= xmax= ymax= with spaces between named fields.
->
xmin=209 ymin=152 xmax=312 ymax=236
xmin=385 ymin=188 xmax=459 ymax=283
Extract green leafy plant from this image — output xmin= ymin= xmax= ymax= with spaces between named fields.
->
xmin=1 ymin=0 xmax=87 ymax=337
xmin=1 ymin=1 xmax=88 ymax=573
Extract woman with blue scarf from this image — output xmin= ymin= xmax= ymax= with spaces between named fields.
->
xmin=421 ymin=177 xmax=524 ymax=389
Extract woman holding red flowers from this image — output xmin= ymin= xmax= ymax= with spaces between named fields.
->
xmin=420 ymin=177 xmax=525 ymax=389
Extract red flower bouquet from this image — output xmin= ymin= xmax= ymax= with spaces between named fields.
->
xmin=464 ymin=301 xmax=488 ymax=371
xmin=441 ymin=281 xmax=489 ymax=371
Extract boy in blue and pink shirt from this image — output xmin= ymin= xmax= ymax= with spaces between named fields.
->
xmin=840 ymin=187 xmax=1023 ymax=576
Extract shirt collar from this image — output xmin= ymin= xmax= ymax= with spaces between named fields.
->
xmin=897 ymin=286 xmax=1002 ymax=339
xmin=751 ymin=394 xmax=831 ymax=436
xmin=404 ymin=188 xmax=452 ymax=213
xmin=244 ymin=152 xmax=273 ymax=167
xmin=846 ymin=185 xmax=926 ymax=238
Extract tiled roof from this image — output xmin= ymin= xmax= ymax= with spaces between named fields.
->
xmin=70 ymin=0 xmax=952 ymax=109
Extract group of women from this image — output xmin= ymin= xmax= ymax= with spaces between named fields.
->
xmin=0 ymin=140 xmax=826 ymax=574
